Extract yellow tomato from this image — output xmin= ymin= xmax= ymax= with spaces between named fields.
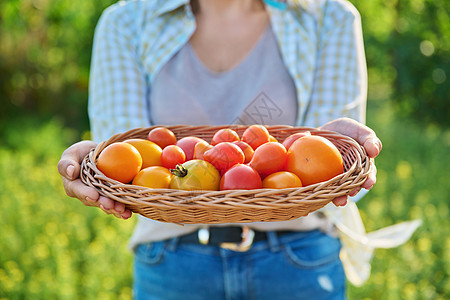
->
xmin=132 ymin=166 xmax=173 ymax=189
xmin=170 ymin=160 xmax=220 ymax=191
xmin=262 ymin=171 xmax=302 ymax=189
xmin=124 ymin=139 xmax=162 ymax=169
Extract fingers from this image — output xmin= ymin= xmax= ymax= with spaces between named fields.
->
xmin=63 ymin=177 xmax=100 ymax=202
xmin=57 ymin=141 xmax=97 ymax=180
xmin=332 ymin=195 xmax=348 ymax=207
xmin=99 ymin=196 xmax=132 ymax=219
xmin=362 ymin=159 xmax=377 ymax=190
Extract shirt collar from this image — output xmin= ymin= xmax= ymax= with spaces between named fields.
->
xmin=154 ymin=0 xmax=295 ymax=16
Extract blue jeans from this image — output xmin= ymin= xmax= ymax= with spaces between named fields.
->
xmin=133 ymin=230 xmax=346 ymax=300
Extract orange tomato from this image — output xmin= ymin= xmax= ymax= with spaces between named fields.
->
xmin=97 ymin=142 xmax=142 ymax=183
xmin=249 ymin=142 xmax=287 ymax=178
xmin=132 ymin=166 xmax=173 ymax=189
xmin=232 ymin=141 xmax=254 ymax=164
xmin=285 ymin=135 xmax=343 ymax=186
xmin=282 ymin=131 xmax=311 ymax=150
xmin=241 ymin=125 xmax=271 ymax=150
xmin=147 ymin=127 xmax=177 ymax=149
xmin=161 ymin=145 xmax=186 ymax=169
xmin=262 ymin=171 xmax=302 ymax=189
xmin=268 ymin=135 xmax=278 ymax=143
xmin=211 ymin=129 xmax=240 ymax=145
xmin=193 ymin=140 xmax=213 ymax=160
xmin=124 ymin=139 xmax=162 ymax=169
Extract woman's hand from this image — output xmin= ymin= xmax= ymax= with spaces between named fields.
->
xmin=319 ymin=117 xmax=382 ymax=207
xmin=57 ymin=141 xmax=132 ymax=219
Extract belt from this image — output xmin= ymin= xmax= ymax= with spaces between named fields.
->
xmin=178 ymin=226 xmax=293 ymax=252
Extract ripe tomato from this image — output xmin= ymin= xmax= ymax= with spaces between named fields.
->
xmin=203 ymin=142 xmax=245 ymax=172
xmin=285 ymin=135 xmax=343 ymax=186
xmin=170 ymin=160 xmax=220 ymax=191
xmin=132 ymin=166 xmax=173 ymax=189
xmin=176 ymin=136 xmax=206 ymax=161
xmin=193 ymin=140 xmax=213 ymax=160
xmin=147 ymin=127 xmax=177 ymax=149
xmin=97 ymin=142 xmax=142 ymax=183
xmin=262 ymin=171 xmax=302 ymax=189
xmin=282 ymin=131 xmax=311 ymax=150
xmin=124 ymin=139 xmax=162 ymax=169
xmin=220 ymin=164 xmax=262 ymax=190
xmin=241 ymin=125 xmax=271 ymax=150
xmin=232 ymin=141 xmax=254 ymax=164
xmin=249 ymin=142 xmax=287 ymax=178
xmin=269 ymin=135 xmax=278 ymax=143
xmin=161 ymin=145 xmax=186 ymax=169
xmin=211 ymin=128 xmax=240 ymax=146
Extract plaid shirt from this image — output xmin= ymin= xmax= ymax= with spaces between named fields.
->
xmin=89 ymin=0 xmax=367 ymax=142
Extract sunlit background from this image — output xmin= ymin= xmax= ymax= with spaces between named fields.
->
xmin=0 ymin=0 xmax=449 ymax=299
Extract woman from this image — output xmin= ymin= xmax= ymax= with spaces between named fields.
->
xmin=58 ymin=0 xmax=381 ymax=299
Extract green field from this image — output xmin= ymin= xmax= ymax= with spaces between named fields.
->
xmin=0 ymin=99 xmax=449 ymax=300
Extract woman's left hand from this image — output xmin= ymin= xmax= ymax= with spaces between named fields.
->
xmin=319 ymin=117 xmax=382 ymax=207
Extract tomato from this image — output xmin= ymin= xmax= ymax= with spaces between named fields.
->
xmin=97 ymin=142 xmax=142 ymax=183
xmin=249 ymin=142 xmax=287 ymax=178
xmin=124 ymin=139 xmax=162 ymax=169
xmin=170 ymin=160 xmax=220 ymax=191
xmin=211 ymin=128 xmax=240 ymax=146
xmin=220 ymin=164 xmax=262 ymax=190
xmin=193 ymin=140 xmax=213 ymax=160
xmin=147 ymin=127 xmax=177 ymax=149
xmin=132 ymin=166 xmax=173 ymax=189
xmin=269 ymin=135 xmax=278 ymax=143
xmin=203 ymin=142 xmax=245 ymax=172
xmin=176 ymin=136 xmax=206 ymax=161
xmin=262 ymin=171 xmax=302 ymax=189
xmin=241 ymin=125 xmax=271 ymax=150
xmin=232 ymin=141 xmax=254 ymax=164
xmin=285 ymin=135 xmax=343 ymax=186
xmin=161 ymin=145 xmax=186 ymax=169
xmin=282 ymin=131 xmax=311 ymax=150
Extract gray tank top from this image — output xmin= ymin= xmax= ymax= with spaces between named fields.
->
xmin=149 ymin=25 xmax=298 ymax=126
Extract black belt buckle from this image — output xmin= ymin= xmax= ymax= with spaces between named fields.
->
xmin=198 ymin=226 xmax=255 ymax=252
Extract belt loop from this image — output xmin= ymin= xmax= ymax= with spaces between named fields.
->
xmin=166 ymin=237 xmax=179 ymax=251
xmin=266 ymin=231 xmax=281 ymax=252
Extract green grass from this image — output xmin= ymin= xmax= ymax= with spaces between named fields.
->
xmin=0 ymin=104 xmax=449 ymax=299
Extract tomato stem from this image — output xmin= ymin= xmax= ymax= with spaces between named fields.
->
xmin=170 ymin=164 xmax=188 ymax=177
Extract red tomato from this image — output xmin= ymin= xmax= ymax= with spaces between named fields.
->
xmin=282 ymin=131 xmax=311 ymax=150
xmin=262 ymin=171 xmax=302 ymax=189
xmin=241 ymin=125 xmax=271 ymax=150
xmin=147 ymin=127 xmax=177 ymax=149
xmin=203 ymin=142 xmax=245 ymax=172
xmin=220 ymin=164 xmax=262 ymax=190
xmin=285 ymin=135 xmax=343 ymax=186
xmin=176 ymin=136 xmax=206 ymax=161
xmin=232 ymin=141 xmax=254 ymax=164
xmin=161 ymin=145 xmax=186 ymax=169
xmin=249 ymin=142 xmax=287 ymax=178
xmin=193 ymin=140 xmax=213 ymax=160
xmin=211 ymin=129 xmax=240 ymax=146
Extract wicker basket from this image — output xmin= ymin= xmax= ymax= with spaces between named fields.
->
xmin=80 ymin=125 xmax=371 ymax=224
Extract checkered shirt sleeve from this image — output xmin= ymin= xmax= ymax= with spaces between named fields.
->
xmin=303 ymin=0 xmax=367 ymax=127
xmin=88 ymin=3 xmax=150 ymax=143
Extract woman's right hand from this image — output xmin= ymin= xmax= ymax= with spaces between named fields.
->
xmin=57 ymin=141 xmax=132 ymax=219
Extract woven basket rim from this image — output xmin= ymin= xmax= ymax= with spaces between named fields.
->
xmin=80 ymin=125 xmax=372 ymax=223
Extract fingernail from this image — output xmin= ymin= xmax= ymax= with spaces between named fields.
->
xmin=86 ymin=196 xmax=96 ymax=202
xmin=99 ymin=204 xmax=106 ymax=211
xmin=67 ymin=165 xmax=74 ymax=178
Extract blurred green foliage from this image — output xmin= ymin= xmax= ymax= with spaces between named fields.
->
xmin=0 ymin=0 xmax=115 ymax=136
